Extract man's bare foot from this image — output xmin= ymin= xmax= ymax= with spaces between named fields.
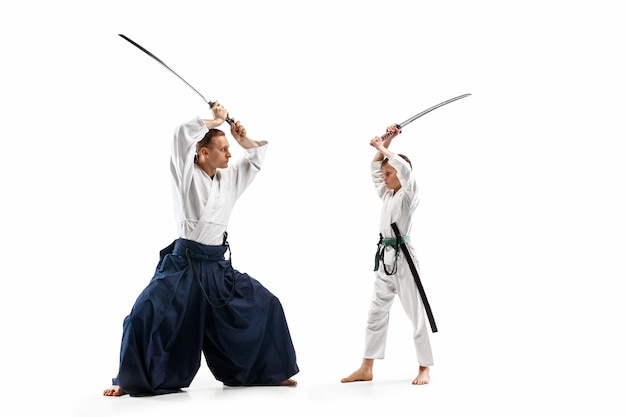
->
xmin=103 ymin=385 xmax=125 ymax=396
xmin=341 ymin=368 xmax=373 ymax=383
xmin=278 ymin=379 xmax=297 ymax=386
xmin=412 ymin=366 xmax=430 ymax=385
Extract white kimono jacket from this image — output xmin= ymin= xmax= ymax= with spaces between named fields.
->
xmin=372 ymin=154 xmax=419 ymax=265
xmin=170 ymin=116 xmax=268 ymax=245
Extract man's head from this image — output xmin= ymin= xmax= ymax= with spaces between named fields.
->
xmin=195 ymin=128 xmax=231 ymax=175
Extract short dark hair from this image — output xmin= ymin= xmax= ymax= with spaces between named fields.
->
xmin=382 ymin=153 xmax=412 ymax=170
xmin=196 ymin=128 xmax=225 ymax=154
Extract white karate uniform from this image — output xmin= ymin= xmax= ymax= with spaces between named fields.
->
xmin=364 ymin=154 xmax=434 ymax=367
xmin=170 ymin=116 xmax=268 ymax=245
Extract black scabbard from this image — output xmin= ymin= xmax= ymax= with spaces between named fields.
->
xmin=390 ymin=222 xmax=438 ymax=333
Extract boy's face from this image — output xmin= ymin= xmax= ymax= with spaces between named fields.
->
xmin=382 ymin=164 xmax=401 ymax=192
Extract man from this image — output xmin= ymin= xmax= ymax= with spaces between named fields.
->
xmin=104 ymin=103 xmax=298 ymax=396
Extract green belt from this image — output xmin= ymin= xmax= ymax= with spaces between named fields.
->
xmin=374 ymin=234 xmax=410 ymax=272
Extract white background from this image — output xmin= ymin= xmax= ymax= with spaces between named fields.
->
xmin=1 ymin=1 xmax=625 ymax=415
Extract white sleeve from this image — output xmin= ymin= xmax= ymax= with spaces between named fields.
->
xmin=390 ymin=154 xmax=418 ymax=210
xmin=225 ymin=144 xmax=269 ymax=200
xmin=371 ymin=160 xmax=387 ymax=200
xmin=170 ymin=116 xmax=207 ymax=194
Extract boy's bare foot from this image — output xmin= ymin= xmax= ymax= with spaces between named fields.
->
xmin=341 ymin=368 xmax=373 ymax=383
xmin=412 ymin=366 xmax=430 ymax=385
xmin=341 ymin=358 xmax=374 ymax=383
xmin=103 ymin=385 xmax=125 ymax=396
xmin=278 ymin=379 xmax=298 ymax=386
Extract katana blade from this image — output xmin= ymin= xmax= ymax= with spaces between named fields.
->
xmin=118 ymin=34 xmax=234 ymax=125
xmin=380 ymin=93 xmax=471 ymax=140
xmin=398 ymin=93 xmax=471 ymax=129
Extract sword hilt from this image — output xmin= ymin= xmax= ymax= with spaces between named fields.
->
xmin=380 ymin=124 xmax=402 ymax=141
xmin=208 ymin=101 xmax=235 ymax=126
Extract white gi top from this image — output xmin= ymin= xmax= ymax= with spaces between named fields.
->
xmin=170 ymin=116 xmax=268 ymax=245
xmin=372 ymin=154 xmax=419 ymax=264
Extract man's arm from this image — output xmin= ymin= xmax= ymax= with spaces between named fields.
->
xmin=230 ymin=120 xmax=267 ymax=149
xmin=202 ymin=102 xmax=228 ymax=129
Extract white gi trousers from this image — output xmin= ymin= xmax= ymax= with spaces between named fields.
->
xmin=364 ymin=254 xmax=434 ymax=367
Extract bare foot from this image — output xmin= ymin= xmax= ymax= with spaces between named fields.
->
xmin=342 ymin=359 xmax=374 ymax=383
xmin=412 ymin=366 xmax=430 ymax=385
xmin=103 ymin=385 xmax=125 ymax=396
xmin=341 ymin=368 xmax=373 ymax=383
xmin=278 ymin=379 xmax=298 ymax=386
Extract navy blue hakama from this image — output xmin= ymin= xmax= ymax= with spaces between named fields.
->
xmin=113 ymin=238 xmax=299 ymax=396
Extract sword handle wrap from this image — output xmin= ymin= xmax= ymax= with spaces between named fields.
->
xmin=380 ymin=124 xmax=402 ymax=141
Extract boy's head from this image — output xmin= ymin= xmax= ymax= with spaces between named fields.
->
xmin=381 ymin=154 xmax=412 ymax=193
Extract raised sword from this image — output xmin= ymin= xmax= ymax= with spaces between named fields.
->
xmin=380 ymin=93 xmax=471 ymax=140
xmin=118 ymin=34 xmax=234 ymax=125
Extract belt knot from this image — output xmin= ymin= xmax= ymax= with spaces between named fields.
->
xmin=373 ymin=233 xmax=410 ymax=273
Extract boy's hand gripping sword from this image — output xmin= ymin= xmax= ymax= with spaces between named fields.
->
xmin=118 ymin=34 xmax=234 ymax=125
xmin=380 ymin=93 xmax=471 ymax=140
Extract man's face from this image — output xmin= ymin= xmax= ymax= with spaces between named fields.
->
xmin=203 ymin=134 xmax=231 ymax=169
